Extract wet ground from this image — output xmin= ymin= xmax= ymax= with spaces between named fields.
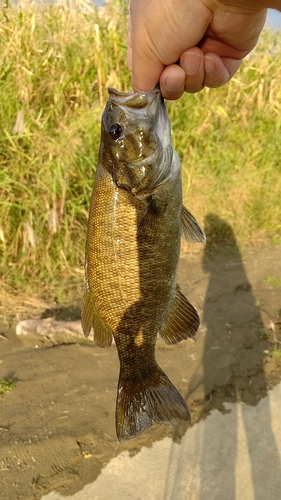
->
xmin=42 ymin=381 xmax=281 ymax=500
xmin=1 ymin=236 xmax=281 ymax=499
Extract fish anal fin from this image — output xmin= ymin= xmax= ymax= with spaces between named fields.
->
xmin=159 ymin=284 xmax=199 ymax=345
xmin=181 ymin=205 xmax=206 ymax=243
xmin=81 ymin=288 xmax=113 ymax=347
xmin=116 ymin=366 xmax=190 ymax=443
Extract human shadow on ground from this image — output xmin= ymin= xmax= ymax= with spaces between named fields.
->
xmin=163 ymin=213 xmax=280 ymax=500
xmin=197 ymin=213 xmax=281 ymax=500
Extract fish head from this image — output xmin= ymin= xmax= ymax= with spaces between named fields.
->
xmin=100 ymin=87 xmax=172 ymax=195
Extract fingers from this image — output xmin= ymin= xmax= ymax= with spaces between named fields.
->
xmin=159 ymin=48 xmax=204 ymax=99
xmin=130 ymin=44 xmax=242 ymax=99
xmin=203 ymin=54 xmax=242 ymax=88
xmin=159 ymin=49 xmax=242 ymax=98
xmin=180 ymin=49 xmax=242 ymax=91
xmin=180 ymin=47 xmax=205 ymax=93
xmin=180 ymin=48 xmax=242 ymax=92
xmin=159 ymin=65 xmax=186 ymax=100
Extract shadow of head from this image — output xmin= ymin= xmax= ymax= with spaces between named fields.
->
xmin=204 ymin=213 xmax=237 ymax=247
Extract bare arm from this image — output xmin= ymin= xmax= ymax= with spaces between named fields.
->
xmin=128 ymin=0 xmax=280 ymax=99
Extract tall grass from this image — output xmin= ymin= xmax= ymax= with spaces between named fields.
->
xmin=168 ymin=32 xmax=281 ymax=243
xmin=0 ymin=1 xmax=281 ymax=299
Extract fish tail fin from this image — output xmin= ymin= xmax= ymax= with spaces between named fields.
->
xmin=115 ymin=366 xmax=190 ymax=442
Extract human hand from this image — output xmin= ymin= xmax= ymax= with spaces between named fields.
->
xmin=128 ymin=0 xmax=268 ymax=99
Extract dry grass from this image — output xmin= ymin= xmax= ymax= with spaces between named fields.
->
xmin=1 ymin=1 xmax=281 ymax=299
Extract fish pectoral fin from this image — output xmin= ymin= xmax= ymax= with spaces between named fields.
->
xmin=181 ymin=205 xmax=206 ymax=243
xmin=137 ymin=207 xmax=158 ymax=241
xmin=150 ymin=192 xmax=169 ymax=214
xmin=81 ymin=289 xmax=113 ymax=348
xmin=159 ymin=284 xmax=199 ymax=344
xmin=116 ymin=366 xmax=190 ymax=443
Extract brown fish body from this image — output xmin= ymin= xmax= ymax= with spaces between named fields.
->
xmin=82 ymin=88 xmax=205 ymax=441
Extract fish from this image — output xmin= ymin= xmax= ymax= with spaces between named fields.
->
xmin=81 ymin=87 xmax=206 ymax=442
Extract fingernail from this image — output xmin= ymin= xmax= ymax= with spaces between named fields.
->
xmin=205 ymin=56 xmax=216 ymax=75
xmin=182 ymin=52 xmax=201 ymax=75
xmin=164 ymin=79 xmax=184 ymax=93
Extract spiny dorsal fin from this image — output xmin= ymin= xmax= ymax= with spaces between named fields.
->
xmin=81 ymin=288 xmax=113 ymax=347
xmin=181 ymin=205 xmax=206 ymax=243
xmin=159 ymin=284 xmax=199 ymax=344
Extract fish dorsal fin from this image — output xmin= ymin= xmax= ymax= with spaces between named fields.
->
xmin=181 ymin=205 xmax=206 ymax=243
xmin=159 ymin=285 xmax=199 ymax=344
xmin=81 ymin=288 xmax=113 ymax=348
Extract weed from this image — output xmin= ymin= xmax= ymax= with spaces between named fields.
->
xmin=258 ymin=327 xmax=268 ymax=339
xmin=271 ymin=345 xmax=281 ymax=366
xmin=264 ymin=275 xmax=281 ymax=288
xmin=0 ymin=379 xmax=15 ymax=397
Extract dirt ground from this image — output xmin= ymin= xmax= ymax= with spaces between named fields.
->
xmin=1 ymin=228 xmax=281 ymax=499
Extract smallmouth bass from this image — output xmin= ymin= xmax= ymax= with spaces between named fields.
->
xmin=82 ymin=88 xmax=205 ymax=442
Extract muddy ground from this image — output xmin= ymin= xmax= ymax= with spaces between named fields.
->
xmin=1 ymin=231 xmax=281 ymax=499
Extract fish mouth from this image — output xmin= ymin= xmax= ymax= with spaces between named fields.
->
xmin=108 ymin=87 xmax=161 ymax=110
xmin=108 ymin=88 xmax=169 ymax=149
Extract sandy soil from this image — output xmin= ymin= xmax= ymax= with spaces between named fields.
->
xmin=1 ymin=230 xmax=281 ymax=499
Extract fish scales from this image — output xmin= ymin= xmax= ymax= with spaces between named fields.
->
xmin=87 ymin=171 xmax=141 ymax=328
xmin=82 ymin=87 xmax=205 ymax=442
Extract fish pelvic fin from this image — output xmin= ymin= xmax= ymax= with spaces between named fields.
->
xmin=181 ymin=205 xmax=206 ymax=243
xmin=115 ymin=366 xmax=190 ymax=442
xmin=159 ymin=284 xmax=199 ymax=345
xmin=81 ymin=288 xmax=113 ymax=347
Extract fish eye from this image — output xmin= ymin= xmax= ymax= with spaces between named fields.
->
xmin=108 ymin=123 xmax=123 ymax=140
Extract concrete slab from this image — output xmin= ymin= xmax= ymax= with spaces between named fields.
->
xmin=42 ymin=382 xmax=281 ymax=500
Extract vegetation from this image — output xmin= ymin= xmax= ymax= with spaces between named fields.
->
xmin=0 ymin=378 xmax=15 ymax=397
xmin=1 ymin=0 xmax=281 ymax=300
xmin=264 ymin=275 xmax=281 ymax=288
xmin=272 ymin=345 xmax=281 ymax=366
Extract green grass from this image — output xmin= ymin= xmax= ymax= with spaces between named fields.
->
xmin=264 ymin=275 xmax=281 ymax=288
xmin=272 ymin=345 xmax=281 ymax=366
xmin=258 ymin=327 xmax=268 ymax=339
xmin=0 ymin=378 xmax=15 ymax=397
xmin=1 ymin=1 xmax=281 ymax=300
